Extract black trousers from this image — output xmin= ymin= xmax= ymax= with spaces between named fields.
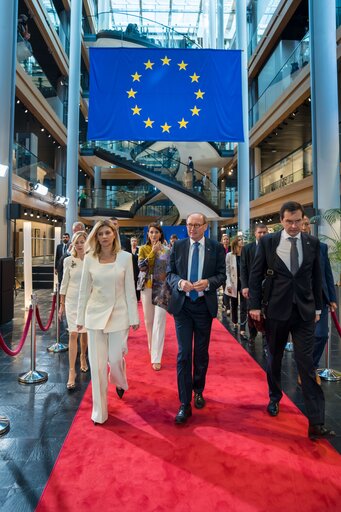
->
xmin=174 ymin=297 xmax=213 ymax=406
xmin=265 ymin=305 xmax=325 ymax=426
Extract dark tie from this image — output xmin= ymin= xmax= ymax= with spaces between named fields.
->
xmin=288 ymin=237 xmax=299 ymax=274
xmin=189 ymin=242 xmax=200 ymax=301
xmin=63 ymin=244 xmax=67 ymax=254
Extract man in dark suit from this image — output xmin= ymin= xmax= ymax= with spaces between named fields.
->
xmin=241 ymin=223 xmax=268 ymax=345
xmin=167 ymin=213 xmax=226 ymax=424
xmin=301 ymin=216 xmax=337 ymax=370
xmin=248 ymin=201 xmax=335 ymax=440
xmin=110 ymin=217 xmax=130 ymax=252
xmin=54 ymin=232 xmax=70 ymax=284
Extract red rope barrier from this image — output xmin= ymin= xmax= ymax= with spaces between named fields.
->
xmin=0 ymin=308 xmax=33 ymax=356
xmin=331 ymin=310 xmax=341 ymax=337
xmin=36 ymin=293 xmax=56 ymax=332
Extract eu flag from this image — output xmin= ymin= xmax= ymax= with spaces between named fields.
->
xmin=88 ymin=47 xmax=244 ymax=142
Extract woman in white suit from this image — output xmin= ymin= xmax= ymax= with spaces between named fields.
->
xmin=225 ymin=236 xmax=247 ymax=339
xmin=59 ymin=231 xmax=88 ymax=390
xmin=77 ymin=219 xmax=139 ymax=424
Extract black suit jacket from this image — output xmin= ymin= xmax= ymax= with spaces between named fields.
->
xmin=167 ymin=237 xmax=226 ymax=318
xmin=54 ymin=242 xmax=70 ymax=271
xmin=248 ymin=231 xmax=322 ymax=322
xmin=240 ymin=241 xmax=257 ymax=290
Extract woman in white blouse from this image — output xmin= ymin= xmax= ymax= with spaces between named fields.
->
xmin=77 ymin=219 xmax=139 ymax=424
xmin=59 ymin=231 xmax=88 ymax=390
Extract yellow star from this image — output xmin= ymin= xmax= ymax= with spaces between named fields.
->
xmin=189 ymin=72 xmax=200 ymax=82
xmin=195 ymin=89 xmax=205 ymax=99
xmin=131 ymin=71 xmax=141 ymax=82
xmin=178 ymin=60 xmax=188 ymax=71
xmin=190 ymin=106 xmax=201 ymax=116
xmin=161 ymin=56 xmax=171 ymax=65
xmin=144 ymin=59 xmax=154 ymax=70
xmin=161 ymin=122 xmax=171 ymax=133
xmin=131 ymin=105 xmax=142 ymax=115
xmin=144 ymin=117 xmax=154 ymax=128
xmin=178 ymin=118 xmax=189 ymax=129
xmin=127 ymin=88 xmax=137 ymax=98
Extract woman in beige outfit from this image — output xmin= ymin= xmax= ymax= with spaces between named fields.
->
xmin=77 ymin=219 xmax=139 ymax=424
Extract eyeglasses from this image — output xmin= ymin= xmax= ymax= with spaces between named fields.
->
xmin=186 ymin=223 xmax=205 ymax=229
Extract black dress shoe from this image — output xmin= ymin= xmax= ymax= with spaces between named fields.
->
xmin=175 ymin=404 xmax=192 ymax=424
xmin=308 ymin=425 xmax=336 ymax=441
xmin=116 ymin=387 xmax=125 ymax=399
xmin=194 ymin=393 xmax=206 ymax=409
xmin=267 ymin=400 xmax=279 ymax=416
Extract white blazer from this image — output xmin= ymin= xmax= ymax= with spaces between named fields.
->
xmin=77 ymin=250 xmax=139 ymax=333
xmin=225 ymin=252 xmax=238 ymax=298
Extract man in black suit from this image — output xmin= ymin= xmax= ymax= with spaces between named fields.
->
xmin=167 ymin=213 xmax=226 ymax=424
xmin=110 ymin=217 xmax=130 ymax=252
xmin=249 ymin=201 xmax=335 ymax=440
xmin=301 ymin=216 xmax=337 ymax=370
xmin=241 ymin=223 xmax=268 ymax=345
xmin=54 ymin=232 xmax=70 ymax=284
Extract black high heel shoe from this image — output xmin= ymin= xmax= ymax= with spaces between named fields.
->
xmin=116 ymin=387 xmax=125 ymax=399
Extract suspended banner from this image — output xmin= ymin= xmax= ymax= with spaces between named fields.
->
xmin=87 ymin=47 xmax=244 ymax=142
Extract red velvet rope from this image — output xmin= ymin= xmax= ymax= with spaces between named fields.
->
xmin=0 ymin=307 xmax=33 ymax=356
xmin=36 ymin=293 xmax=56 ymax=332
xmin=331 ymin=310 xmax=341 ymax=337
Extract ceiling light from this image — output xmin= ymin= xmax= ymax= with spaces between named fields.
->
xmin=24 ymin=209 xmax=28 ymax=216
xmin=30 ymin=210 xmax=34 ymax=217
xmin=16 ymin=100 xmax=20 ymax=104
xmin=30 ymin=182 xmax=49 ymax=196
xmin=24 ymin=109 xmax=28 ymax=114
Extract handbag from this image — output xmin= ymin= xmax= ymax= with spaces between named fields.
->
xmin=152 ymin=280 xmax=172 ymax=310
xmin=136 ymin=271 xmax=147 ymax=291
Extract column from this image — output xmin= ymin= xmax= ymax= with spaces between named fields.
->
xmin=210 ymin=167 xmax=218 ymax=240
xmin=93 ymin=165 xmax=102 ymax=208
xmin=217 ymin=0 xmax=224 ymax=49
xmin=0 ymin=0 xmax=18 ymax=257
xmin=236 ymin=0 xmax=250 ymax=235
xmin=309 ymin=0 xmax=340 ymax=240
xmin=65 ymin=0 xmax=82 ymax=234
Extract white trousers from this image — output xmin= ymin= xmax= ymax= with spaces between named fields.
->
xmin=141 ymin=288 xmax=167 ymax=364
xmin=87 ymin=328 xmax=129 ymax=424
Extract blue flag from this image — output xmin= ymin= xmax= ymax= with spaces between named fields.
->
xmin=88 ymin=48 xmax=244 ymax=142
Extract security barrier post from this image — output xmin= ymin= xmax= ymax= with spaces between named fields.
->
xmin=47 ymin=283 xmax=68 ymax=353
xmin=18 ymin=294 xmax=48 ymax=384
xmin=317 ymin=313 xmax=341 ymax=381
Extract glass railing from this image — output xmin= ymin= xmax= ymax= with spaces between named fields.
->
xmin=17 ymin=34 xmax=65 ymax=123
xmin=336 ymin=6 xmax=341 ymax=28
xmin=78 ymin=185 xmax=156 ymax=210
xmin=137 ymin=203 xmax=178 ymax=220
xmin=81 ymin=140 xmax=222 ymax=210
xmin=42 ymin=0 xmax=70 ymax=55
xmin=247 ymin=0 xmax=282 ymax=59
xmin=13 ymin=142 xmax=65 ymax=196
xmin=249 ymin=33 xmax=310 ymax=128
xmin=250 ymin=167 xmax=312 ymax=200
xmin=83 ymin=11 xmax=201 ymax=49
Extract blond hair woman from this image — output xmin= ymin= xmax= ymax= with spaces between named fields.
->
xmin=59 ymin=231 xmax=88 ymax=390
xmin=77 ymin=219 xmax=139 ymax=424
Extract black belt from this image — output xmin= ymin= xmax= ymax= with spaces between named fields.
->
xmin=185 ymin=296 xmax=206 ymax=304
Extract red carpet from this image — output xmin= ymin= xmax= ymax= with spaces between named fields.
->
xmin=36 ymin=311 xmax=341 ymax=512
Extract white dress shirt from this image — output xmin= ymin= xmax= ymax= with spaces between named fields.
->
xmin=276 ymin=230 xmax=303 ymax=272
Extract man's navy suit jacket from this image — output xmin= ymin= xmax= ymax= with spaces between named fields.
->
xmin=166 ymin=237 xmax=226 ymax=318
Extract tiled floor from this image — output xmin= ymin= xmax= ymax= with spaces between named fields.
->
xmin=0 ymin=289 xmax=340 ymax=511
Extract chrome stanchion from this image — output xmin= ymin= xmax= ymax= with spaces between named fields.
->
xmin=0 ymin=416 xmax=10 ymax=436
xmin=318 ymin=313 xmax=341 ymax=381
xmin=285 ymin=333 xmax=294 ymax=352
xmin=47 ymin=283 xmax=68 ymax=353
xmin=18 ymin=294 xmax=48 ymax=384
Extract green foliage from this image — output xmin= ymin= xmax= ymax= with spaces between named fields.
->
xmin=310 ymin=209 xmax=341 ymax=281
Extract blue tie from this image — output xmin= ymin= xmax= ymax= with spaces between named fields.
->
xmin=189 ymin=242 xmax=200 ymax=301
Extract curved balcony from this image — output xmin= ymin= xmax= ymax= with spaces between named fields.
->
xmin=80 ymin=141 xmax=234 ymax=220
xmin=83 ymin=11 xmax=201 ymax=50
